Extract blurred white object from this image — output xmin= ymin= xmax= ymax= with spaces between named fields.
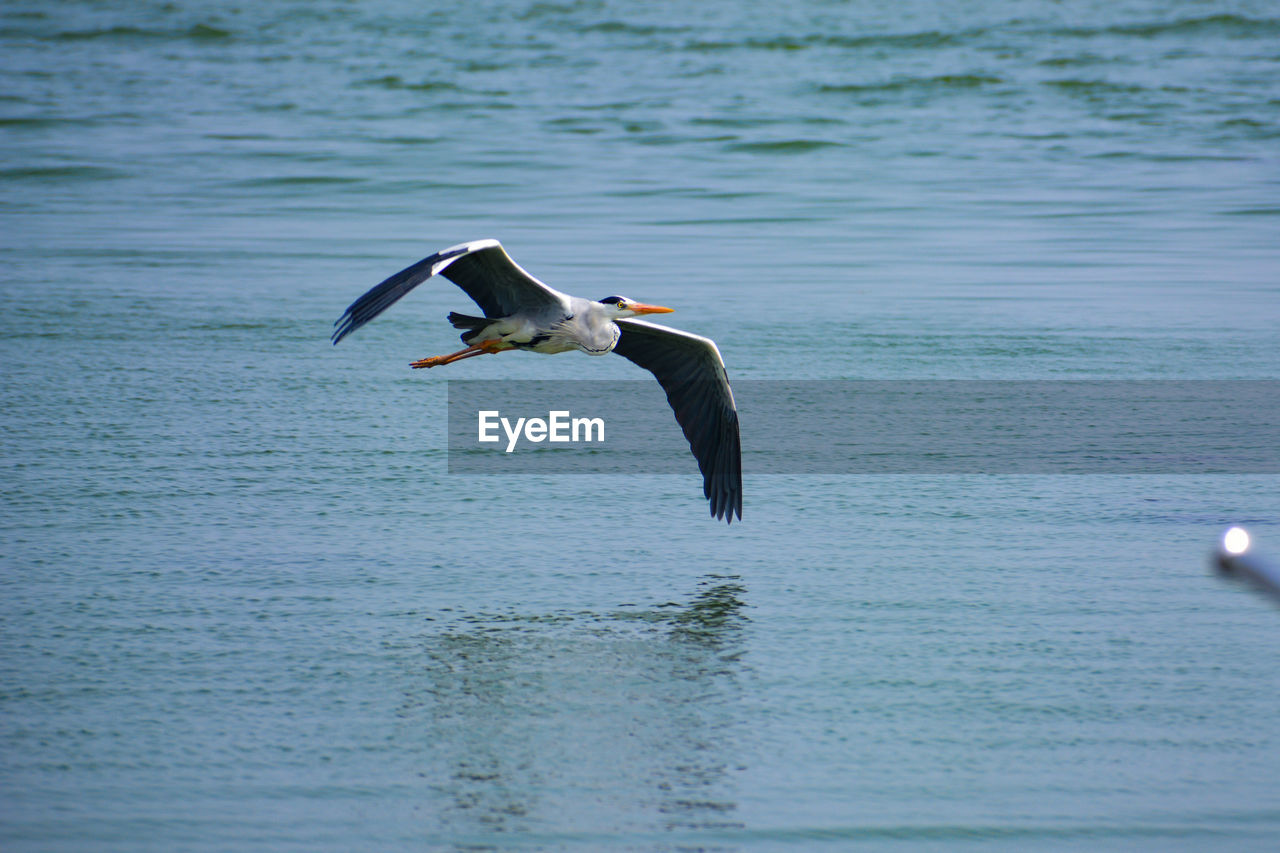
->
xmin=1222 ymin=526 xmax=1250 ymax=555
xmin=1215 ymin=526 xmax=1280 ymax=603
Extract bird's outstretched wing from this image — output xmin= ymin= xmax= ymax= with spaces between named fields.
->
xmin=614 ymin=319 xmax=742 ymax=523
xmin=332 ymin=239 xmax=569 ymax=344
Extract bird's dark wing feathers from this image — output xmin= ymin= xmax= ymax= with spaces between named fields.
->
xmin=614 ymin=319 xmax=742 ymax=523
xmin=332 ymin=239 xmax=567 ymax=344
xmin=437 ymin=240 xmax=567 ymax=319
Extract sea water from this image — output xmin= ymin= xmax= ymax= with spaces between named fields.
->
xmin=3 ymin=0 xmax=1280 ymax=849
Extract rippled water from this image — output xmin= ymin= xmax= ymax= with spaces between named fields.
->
xmin=3 ymin=0 xmax=1280 ymax=849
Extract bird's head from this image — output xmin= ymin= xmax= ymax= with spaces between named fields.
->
xmin=597 ymin=295 xmax=674 ymax=319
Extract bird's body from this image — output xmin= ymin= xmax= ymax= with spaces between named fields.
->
xmin=445 ymin=295 xmax=620 ymax=356
xmin=332 ymin=239 xmax=742 ymax=523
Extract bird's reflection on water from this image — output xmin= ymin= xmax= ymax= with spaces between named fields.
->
xmin=666 ymin=575 xmax=749 ymax=647
xmin=402 ymin=576 xmax=750 ymax=846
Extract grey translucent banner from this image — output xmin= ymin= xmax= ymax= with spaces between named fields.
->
xmin=447 ymin=380 xmax=1280 ymax=474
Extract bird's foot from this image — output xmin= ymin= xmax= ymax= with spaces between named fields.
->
xmin=409 ymin=340 xmax=505 ymax=369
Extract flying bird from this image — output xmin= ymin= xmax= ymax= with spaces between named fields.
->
xmin=332 ymin=239 xmax=741 ymax=522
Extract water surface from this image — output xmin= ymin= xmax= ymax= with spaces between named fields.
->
xmin=3 ymin=0 xmax=1280 ymax=849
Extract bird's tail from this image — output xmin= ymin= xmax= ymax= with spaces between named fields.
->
xmin=447 ymin=311 xmax=488 ymax=330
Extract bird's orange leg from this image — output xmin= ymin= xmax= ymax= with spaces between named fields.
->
xmin=410 ymin=339 xmax=506 ymax=369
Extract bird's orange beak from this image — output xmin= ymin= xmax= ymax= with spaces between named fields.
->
xmin=630 ymin=303 xmax=674 ymax=315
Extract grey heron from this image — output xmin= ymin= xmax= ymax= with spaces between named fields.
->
xmin=332 ymin=239 xmax=742 ymax=523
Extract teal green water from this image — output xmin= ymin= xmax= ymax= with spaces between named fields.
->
xmin=3 ymin=0 xmax=1280 ymax=849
